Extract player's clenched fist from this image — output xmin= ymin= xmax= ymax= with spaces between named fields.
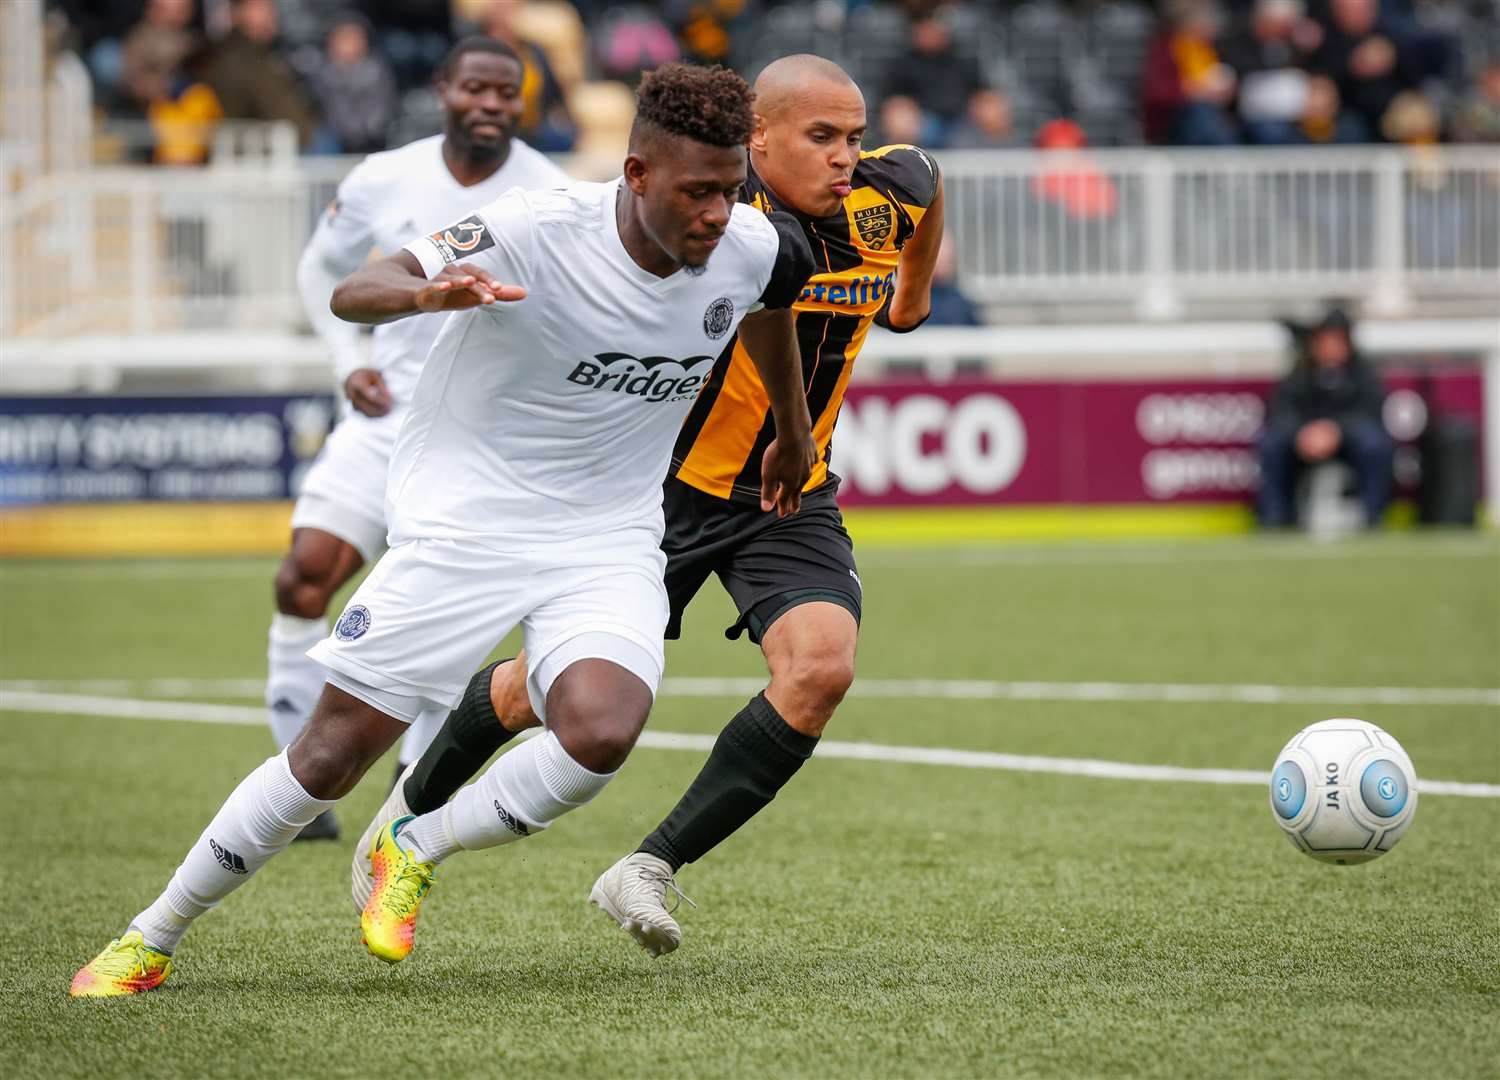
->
xmin=759 ymin=434 xmax=818 ymax=517
xmin=415 ymin=263 xmax=527 ymax=312
xmin=344 ymin=368 xmax=392 ymax=416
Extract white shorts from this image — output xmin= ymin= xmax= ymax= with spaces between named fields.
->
xmin=308 ymin=534 xmax=668 ymax=724
xmin=289 ymin=411 xmax=400 ymax=563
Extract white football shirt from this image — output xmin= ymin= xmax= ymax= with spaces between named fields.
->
xmin=389 ymin=179 xmax=800 ymax=545
xmin=302 ymin=134 xmax=568 ymax=405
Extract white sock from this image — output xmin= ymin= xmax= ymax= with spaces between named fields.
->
xmin=398 ymin=707 xmax=445 ymax=768
xmin=399 ymin=731 xmax=614 ymax=864
xmin=396 ymin=809 xmax=459 ymax=865
xmin=265 ymin=613 xmax=329 ymax=748
xmin=128 ymin=750 xmax=335 ymax=953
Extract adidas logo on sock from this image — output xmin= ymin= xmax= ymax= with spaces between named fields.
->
xmin=492 ymin=800 xmax=530 ymax=837
xmin=210 ymin=838 xmax=248 ymax=874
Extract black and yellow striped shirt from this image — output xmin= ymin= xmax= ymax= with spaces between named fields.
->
xmin=671 ymin=144 xmax=940 ymax=503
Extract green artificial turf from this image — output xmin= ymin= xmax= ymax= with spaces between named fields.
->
xmin=2 ymin=534 xmax=1496 ymax=1078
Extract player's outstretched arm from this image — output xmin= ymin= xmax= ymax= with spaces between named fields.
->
xmin=330 ymin=251 xmax=526 ymax=326
xmin=883 ymin=175 xmax=945 ymax=332
xmin=739 ymin=307 xmax=817 ymax=516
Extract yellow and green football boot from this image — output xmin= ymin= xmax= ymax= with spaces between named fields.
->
xmin=360 ymin=815 xmax=436 ymax=964
xmin=69 ymin=930 xmax=173 ymax=997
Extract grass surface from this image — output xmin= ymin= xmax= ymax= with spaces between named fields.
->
xmin=2 ymin=534 xmax=1497 ymax=1078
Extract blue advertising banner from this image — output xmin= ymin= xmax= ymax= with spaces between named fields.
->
xmin=0 ymin=395 xmax=338 ymax=507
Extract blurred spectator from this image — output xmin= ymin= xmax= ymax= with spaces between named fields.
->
xmin=55 ymin=0 xmax=143 ymax=69
xmin=895 ymin=0 xmax=948 ymax=18
xmin=1308 ymin=0 xmax=1425 ymax=138
xmin=1296 ymin=72 xmax=1371 ymax=142
xmin=1222 ymin=0 xmax=1321 ymax=143
xmin=879 ymin=95 xmax=925 ymax=146
xmin=949 ymin=89 xmax=1020 ymax=149
xmin=1142 ymin=0 xmax=1239 ymax=145
xmin=1257 ymin=308 xmax=1394 ymax=529
xmin=1452 ymin=58 xmax=1500 ymax=143
xmin=925 ymin=232 xmax=982 ymax=326
xmin=313 ymin=15 xmax=396 ymax=154
xmin=119 ymin=21 xmax=222 ymax=164
xmin=362 ymin=0 xmax=454 ymax=91
xmin=1381 ymin=87 xmax=1441 ymax=143
xmin=512 ymin=0 xmax=589 ymax=89
xmin=474 ymin=0 xmax=577 ymax=151
xmin=1026 ymin=121 xmax=1127 ymax=275
xmin=1385 ymin=91 xmax=1466 ymax=267
xmin=667 ymin=0 xmax=752 ymax=68
xmin=592 ymin=7 xmax=681 ymax=82
xmin=203 ymin=0 xmax=316 ymax=148
xmin=880 ymin=12 xmax=992 ymax=147
xmin=1029 ymin=120 xmax=1119 ymax=221
xmin=77 ymin=0 xmax=198 ymax=109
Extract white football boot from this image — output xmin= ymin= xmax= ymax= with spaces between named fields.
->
xmin=351 ymin=761 xmax=417 ymax=913
xmin=588 ymin=852 xmax=696 ymax=957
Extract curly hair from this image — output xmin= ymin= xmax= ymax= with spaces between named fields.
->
xmin=631 ymin=63 xmax=754 ymax=149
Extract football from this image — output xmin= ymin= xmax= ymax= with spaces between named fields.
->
xmin=1270 ymin=719 xmax=1419 ymax=865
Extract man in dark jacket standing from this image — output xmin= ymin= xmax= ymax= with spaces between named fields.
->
xmin=1257 ymin=308 xmax=1394 ymax=528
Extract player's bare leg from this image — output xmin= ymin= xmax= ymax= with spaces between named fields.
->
xmin=641 ymin=600 xmax=857 ymax=866
xmin=374 ymin=608 xmax=860 ymax=954
xmin=267 ymin=527 xmax=365 ymax=840
xmin=362 ymin=658 xmax=652 ymax=961
xmin=350 ymin=653 xmax=541 ymax=910
xmin=286 ymin=687 xmax=410 ymax=800
xmin=71 ymin=686 xmax=404 ymax=995
xmin=592 ymin=602 xmax=857 ymax=954
xmin=759 ymin=602 xmax=858 ymax=737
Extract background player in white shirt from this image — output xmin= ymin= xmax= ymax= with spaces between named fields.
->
xmin=268 ymin=38 xmax=567 ymax=841
xmin=71 ymin=63 xmax=817 ymax=994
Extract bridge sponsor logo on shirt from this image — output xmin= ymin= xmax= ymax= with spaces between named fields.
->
xmin=565 ymin=353 xmax=716 ymax=404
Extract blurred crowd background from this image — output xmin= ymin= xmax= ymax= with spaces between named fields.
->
xmin=46 ymin=0 xmax=1500 ymax=167
xmin=4 ymin=0 xmax=1496 ymax=549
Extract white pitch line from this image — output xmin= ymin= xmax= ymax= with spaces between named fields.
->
xmin=874 ymin=679 xmax=1500 ymax=708
xmin=3 ymin=689 xmax=1495 ymax=799
xmin=0 ymin=678 xmax=270 ymax=699
xmin=0 ymin=690 xmax=266 ymax=726
xmin=856 ymin=537 xmax=1500 ymax=569
xmin=3 ymin=676 xmax=1496 ymax=709
xmin=665 ymin=677 xmax=1500 ymax=708
xmin=0 ymin=559 xmax=276 ymax=581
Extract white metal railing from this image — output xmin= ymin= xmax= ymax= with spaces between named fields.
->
xmin=90 ymin=119 xmax=302 ymax=167
xmin=2 ymin=146 xmax=1497 ymax=342
xmin=939 ymin=145 xmax=1500 ymax=318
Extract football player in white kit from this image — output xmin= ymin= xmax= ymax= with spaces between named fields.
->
xmin=70 ymin=63 xmax=817 ymax=994
xmin=268 ymin=37 xmax=567 ymax=841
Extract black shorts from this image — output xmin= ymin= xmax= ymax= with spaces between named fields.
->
xmin=661 ymin=476 xmax=862 ymax=644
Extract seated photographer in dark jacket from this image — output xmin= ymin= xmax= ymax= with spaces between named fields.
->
xmin=1257 ymin=308 xmax=1394 ymax=528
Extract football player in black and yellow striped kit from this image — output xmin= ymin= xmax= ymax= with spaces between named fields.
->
xmin=363 ymin=54 xmax=945 ymax=955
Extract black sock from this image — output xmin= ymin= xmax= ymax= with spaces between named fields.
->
xmin=638 ymin=693 xmax=818 ymax=871
xmin=403 ymin=659 xmax=518 ymax=815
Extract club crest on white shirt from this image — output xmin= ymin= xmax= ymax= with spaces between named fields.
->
xmin=703 ymin=297 xmax=735 ymax=340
